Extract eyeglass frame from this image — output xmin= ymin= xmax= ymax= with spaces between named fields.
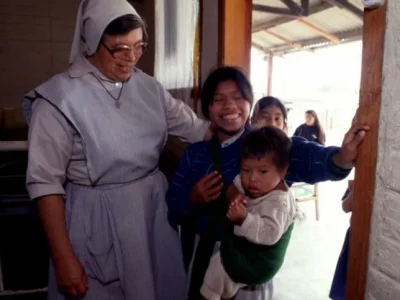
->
xmin=100 ymin=41 xmax=149 ymax=59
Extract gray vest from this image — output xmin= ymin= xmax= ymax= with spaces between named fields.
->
xmin=23 ymin=69 xmax=168 ymax=186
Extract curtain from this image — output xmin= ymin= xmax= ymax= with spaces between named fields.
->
xmin=154 ymin=0 xmax=199 ymax=109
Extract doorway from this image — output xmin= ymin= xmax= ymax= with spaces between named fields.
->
xmin=250 ymin=1 xmax=364 ymax=299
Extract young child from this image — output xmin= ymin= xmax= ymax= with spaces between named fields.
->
xmin=200 ymin=126 xmax=299 ymax=300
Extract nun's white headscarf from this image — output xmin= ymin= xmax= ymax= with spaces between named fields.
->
xmin=69 ymin=0 xmax=141 ymax=64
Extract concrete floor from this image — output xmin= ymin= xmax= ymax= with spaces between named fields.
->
xmin=273 ymin=180 xmax=351 ymax=300
xmin=0 ymin=181 xmax=351 ymax=300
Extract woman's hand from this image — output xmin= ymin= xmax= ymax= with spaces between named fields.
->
xmin=190 ymin=171 xmax=223 ymax=205
xmin=333 ymin=112 xmax=370 ymax=169
xmin=54 ymin=254 xmax=88 ymax=298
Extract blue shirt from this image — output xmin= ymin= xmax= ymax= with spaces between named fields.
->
xmin=166 ymin=128 xmax=351 ymax=234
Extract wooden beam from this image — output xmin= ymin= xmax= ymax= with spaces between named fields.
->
xmin=264 ymin=29 xmax=302 ymax=48
xmin=301 ymin=0 xmax=310 ymax=16
xmin=267 ymin=27 xmax=362 ymax=54
xmin=281 ymin=0 xmax=303 ymax=15
xmin=346 ymin=2 xmax=387 ymax=300
xmin=252 ymin=1 xmax=332 ymax=32
xmin=267 ymin=54 xmax=273 ymax=96
xmin=192 ymin=0 xmax=202 ymax=113
xmin=296 ymin=18 xmax=341 ymax=43
xmin=200 ymin=0 xmax=219 ymax=86
xmin=324 ymin=0 xmax=363 ymax=20
xmin=252 ymin=42 xmax=266 ymax=52
xmin=253 ymin=4 xmax=296 ymax=16
xmin=219 ymin=0 xmax=252 ymax=74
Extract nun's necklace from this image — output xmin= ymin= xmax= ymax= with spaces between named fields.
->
xmin=91 ymin=74 xmax=124 ymax=108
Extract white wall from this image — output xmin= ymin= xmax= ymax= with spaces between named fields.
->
xmin=365 ymin=1 xmax=400 ymax=299
xmin=0 ymin=0 xmax=80 ymax=115
xmin=0 ymin=0 xmax=156 ymax=123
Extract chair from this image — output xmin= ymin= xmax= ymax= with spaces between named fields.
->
xmin=290 ymin=183 xmax=320 ymax=221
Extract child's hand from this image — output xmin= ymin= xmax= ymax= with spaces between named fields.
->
xmin=226 ymin=185 xmax=246 ymax=203
xmin=230 ymin=193 xmax=247 ymax=204
xmin=227 ymin=197 xmax=247 ymax=225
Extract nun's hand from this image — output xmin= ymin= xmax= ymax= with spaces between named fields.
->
xmin=55 ymin=254 xmax=88 ymax=298
xmin=333 ymin=114 xmax=370 ymax=169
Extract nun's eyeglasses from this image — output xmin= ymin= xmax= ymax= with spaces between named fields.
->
xmin=101 ymin=41 xmax=149 ymax=59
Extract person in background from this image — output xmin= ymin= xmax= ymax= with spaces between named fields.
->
xmin=329 ymin=180 xmax=353 ymax=300
xmin=22 ymin=0 xmax=211 ymax=299
xmin=166 ymin=66 xmax=369 ymax=300
xmin=294 ymin=110 xmax=326 ymax=145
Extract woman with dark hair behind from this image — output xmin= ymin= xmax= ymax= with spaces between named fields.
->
xmin=251 ymin=96 xmax=288 ymax=132
xmin=294 ymin=110 xmax=326 ymax=145
xmin=22 ymin=0 xmax=211 ymax=299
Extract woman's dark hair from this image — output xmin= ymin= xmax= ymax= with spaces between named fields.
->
xmin=256 ymin=96 xmax=288 ymax=122
xmin=240 ymin=126 xmax=292 ymax=171
xmin=200 ymin=66 xmax=253 ymax=119
xmin=103 ymin=14 xmax=148 ymax=41
xmin=306 ymin=110 xmax=325 ymax=144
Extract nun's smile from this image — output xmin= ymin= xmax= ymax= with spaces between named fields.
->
xmin=116 ymin=64 xmax=134 ymax=75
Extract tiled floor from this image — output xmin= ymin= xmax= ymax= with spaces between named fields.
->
xmin=273 ymin=180 xmax=350 ymax=300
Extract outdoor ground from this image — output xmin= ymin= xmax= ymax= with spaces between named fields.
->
xmin=274 ymin=179 xmax=350 ymax=300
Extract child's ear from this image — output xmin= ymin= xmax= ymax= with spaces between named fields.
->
xmin=280 ymin=165 xmax=289 ymax=179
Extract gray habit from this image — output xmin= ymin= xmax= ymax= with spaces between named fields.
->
xmin=23 ymin=54 xmax=208 ymax=300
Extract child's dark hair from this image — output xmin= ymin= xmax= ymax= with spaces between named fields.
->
xmin=258 ymin=96 xmax=288 ymax=120
xmin=201 ymin=66 xmax=253 ymax=119
xmin=240 ymin=126 xmax=292 ymax=171
xmin=252 ymin=96 xmax=288 ymax=125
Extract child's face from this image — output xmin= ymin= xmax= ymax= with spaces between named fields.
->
xmin=208 ymin=80 xmax=250 ymax=138
xmin=240 ymin=154 xmax=287 ymax=198
xmin=255 ymin=105 xmax=285 ymax=130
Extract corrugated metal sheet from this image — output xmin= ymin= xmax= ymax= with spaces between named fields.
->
xmin=253 ymin=0 xmax=290 ymax=24
xmin=253 ymin=11 xmax=276 ymax=24
xmin=252 ymin=0 xmax=364 ymax=54
xmin=306 ymin=7 xmax=363 ymax=32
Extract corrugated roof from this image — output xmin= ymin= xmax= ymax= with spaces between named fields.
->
xmin=252 ymin=0 xmax=364 ymax=54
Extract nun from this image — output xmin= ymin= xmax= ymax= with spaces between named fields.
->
xmin=22 ymin=0 xmax=209 ymax=299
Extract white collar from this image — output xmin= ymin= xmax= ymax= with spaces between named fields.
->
xmin=221 ymin=128 xmax=245 ymax=148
